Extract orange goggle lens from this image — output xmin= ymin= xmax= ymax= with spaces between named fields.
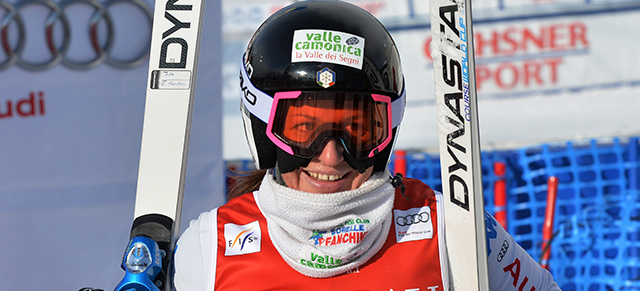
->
xmin=266 ymin=91 xmax=392 ymax=159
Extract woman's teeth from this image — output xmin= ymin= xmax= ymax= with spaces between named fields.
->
xmin=307 ymin=171 xmax=343 ymax=181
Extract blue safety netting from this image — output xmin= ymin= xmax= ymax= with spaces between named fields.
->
xmin=507 ymin=137 xmax=640 ymax=291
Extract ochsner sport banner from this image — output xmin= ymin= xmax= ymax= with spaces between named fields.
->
xmin=397 ymin=10 xmax=640 ymax=101
xmin=0 ymin=0 xmax=223 ymax=290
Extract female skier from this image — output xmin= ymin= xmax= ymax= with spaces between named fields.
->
xmin=174 ymin=1 xmax=561 ymax=290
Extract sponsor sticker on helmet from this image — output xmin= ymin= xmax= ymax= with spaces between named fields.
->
xmin=224 ymin=221 xmax=261 ymax=256
xmin=291 ymin=29 xmax=365 ymax=70
xmin=394 ymin=207 xmax=433 ymax=243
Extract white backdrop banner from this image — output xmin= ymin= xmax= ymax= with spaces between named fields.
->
xmin=0 ymin=0 xmax=224 ymax=290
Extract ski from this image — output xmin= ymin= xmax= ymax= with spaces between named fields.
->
xmin=114 ymin=0 xmax=206 ymax=289
xmin=429 ymin=0 xmax=490 ymax=290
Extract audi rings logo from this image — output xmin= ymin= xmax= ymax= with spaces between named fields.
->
xmin=0 ymin=0 xmax=152 ymax=71
xmin=497 ymin=239 xmax=510 ymax=262
xmin=395 ymin=212 xmax=430 ymax=226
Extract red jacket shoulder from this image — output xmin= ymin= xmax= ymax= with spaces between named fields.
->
xmin=394 ymin=177 xmax=437 ymax=209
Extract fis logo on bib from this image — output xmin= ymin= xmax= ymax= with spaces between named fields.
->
xmin=394 ymin=207 xmax=433 ymax=243
xmin=224 ymin=221 xmax=261 ymax=256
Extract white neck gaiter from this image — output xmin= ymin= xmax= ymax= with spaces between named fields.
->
xmin=255 ymin=169 xmax=395 ymax=278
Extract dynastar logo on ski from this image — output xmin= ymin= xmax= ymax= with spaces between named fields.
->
xmin=159 ymin=0 xmax=193 ymax=69
xmin=437 ymin=4 xmax=472 ymax=212
xmin=149 ymin=0 xmax=202 ymax=90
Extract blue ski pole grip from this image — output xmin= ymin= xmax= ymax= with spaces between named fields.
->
xmin=114 ymin=236 xmax=163 ymax=291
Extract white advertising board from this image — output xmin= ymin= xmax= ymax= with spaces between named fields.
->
xmin=0 ymin=0 xmax=223 ymax=289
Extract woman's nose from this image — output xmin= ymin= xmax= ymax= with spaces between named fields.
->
xmin=315 ymin=138 xmax=345 ymax=166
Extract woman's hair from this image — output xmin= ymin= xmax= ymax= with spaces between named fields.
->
xmin=227 ymin=169 xmax=267 ymax=200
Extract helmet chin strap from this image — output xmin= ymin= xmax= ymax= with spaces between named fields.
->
xmin=273 ymin=162 xmax=287 ymax=186
xmin=275 ymin=147 xmax=375 ymax=175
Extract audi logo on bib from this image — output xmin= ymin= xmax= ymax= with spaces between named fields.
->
xmin=395 ymin=212 xmax=430 ymax=226
xmin=0 ymin=0 xmax=152 ymax=71
xmin=394 ymin=207 xmax=434 ymax=243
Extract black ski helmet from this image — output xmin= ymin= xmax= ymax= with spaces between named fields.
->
xmin=239 ymin=0 xmax=405 ymax=174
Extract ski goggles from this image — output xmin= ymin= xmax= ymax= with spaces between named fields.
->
xmin=266 ymin=91 xmax=393 ymax=159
